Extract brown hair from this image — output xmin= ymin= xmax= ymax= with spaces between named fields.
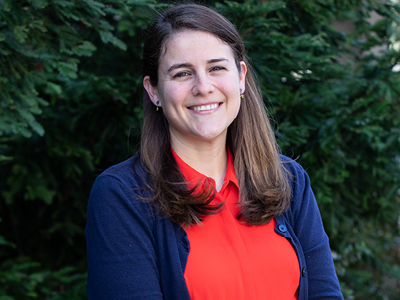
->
xmin=140 ymin=3 xmax=291 ymax=226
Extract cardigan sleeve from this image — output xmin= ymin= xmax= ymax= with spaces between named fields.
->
xmin=286 ymin=159 xmax=344 ymax=299
xmin=85 ymin=172 xmax=163 ymax=300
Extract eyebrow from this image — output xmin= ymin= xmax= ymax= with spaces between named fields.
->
xmin=167 ymin=58 xmax=229 ymax=72
xmin=167 ymin=63 xmax=193 ymax=73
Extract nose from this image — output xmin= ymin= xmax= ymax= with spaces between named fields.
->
xmin=191 ymin=72 xmax=215 ymax=96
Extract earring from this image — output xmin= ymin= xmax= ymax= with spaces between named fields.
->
xmin=240 ymin=89 xmax=244 ymax=99
xmin=156 ymin=101 xmax=160 ymax=111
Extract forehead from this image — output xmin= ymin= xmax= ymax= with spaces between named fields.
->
xmin=159 ymin=30 xmax=235 ymax=65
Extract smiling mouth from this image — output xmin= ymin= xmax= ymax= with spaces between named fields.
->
xmin=190 ymin=103 xmax=220 ymax=112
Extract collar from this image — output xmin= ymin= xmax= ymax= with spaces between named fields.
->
xmin=172 ymin=148 xmax=239 ymax=191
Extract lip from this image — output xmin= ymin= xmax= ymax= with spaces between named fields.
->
xmin=188 ymin=102 xmax=222 ymax=113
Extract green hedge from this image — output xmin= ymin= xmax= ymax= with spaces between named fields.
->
xmin=1 ymin=0 xmax=400 ymax=298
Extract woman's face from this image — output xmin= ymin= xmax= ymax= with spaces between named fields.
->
xmin=143 ymin=30 xmax=246 ymax=149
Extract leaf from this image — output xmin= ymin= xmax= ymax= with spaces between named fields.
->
xmin=0 ymin=0 xmax=14 ymax=12
xmin=29 ymin=20 xmax=47 ymax=32
xmin=28 ymin=119 xmax=45 ymax=136
xmin=13 ymin=26 xmax=29 ymax=43
xmin=26 ymin=185 xmax=56 ymax=204
xmin=18 ymin=109 xmax=35 ymax=122
xmin=0 ymin=47 xmax=11 ymax=55
xmin=46 ymin=82 xmax=62 ymax=95
xmin=56 ymin=61 xmax=78 ymax=79
xmin=28 ymin=0 xmax=49 ymax=9
xmin=0 ymin=235 xmax=15 ymax=247
xmin=85 ymin=0 xmax=106 ymax=16
xmin=0 ymin=155 xmax=13 ymax=162
xmin=72 ymin=41 xmax=97 ymax=56
xmin=20 ymin=94 xmax=39 ymax=107
xmin=99 ymin=31 xmax=127 ymax=50
xmin=18 ymin=126 xmax=33 ymax=138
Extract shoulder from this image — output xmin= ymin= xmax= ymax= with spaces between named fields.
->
xmin=279 ymin=154 xmax=307 ymax=175
xmin=93 ymin=155 xmax=149 ymax=192
xmin=278 ymin=154 xmax=317 ymax=224
xmin=88 ymin=155 xmax=154 ymax=217
xmin=279 ymin=154 xmax=311 ymax=191
xmin=98 ymin=155 xmax=146 ymax=180
xmin=278 ymin=154 xmax=329 ymax=247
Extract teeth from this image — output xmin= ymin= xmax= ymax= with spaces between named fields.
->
xmin=192 ymin=103 xmax=219 ymax=111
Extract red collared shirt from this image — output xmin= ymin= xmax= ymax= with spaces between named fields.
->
xmin=173 ymin=149 xmax=299 ymax=300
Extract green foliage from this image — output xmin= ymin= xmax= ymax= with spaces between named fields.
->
xmin=0 ymin=0 xmax=148 ymax=139
xmin=0 ymin=258 xmax=87 ymax=299
xmin=1 ymin=0 xmax=400 ymax=299
xmin=0 ymin=0 xmax=157 ymax=297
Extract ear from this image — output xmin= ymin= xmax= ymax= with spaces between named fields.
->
xmin=239 ymin=61 xmax=247 ymax=93
xmin=143 ymin=76 xmax=160 ymax=106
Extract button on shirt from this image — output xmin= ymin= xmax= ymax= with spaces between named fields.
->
xmin=172 ymin=150 xmax=300 ymax=300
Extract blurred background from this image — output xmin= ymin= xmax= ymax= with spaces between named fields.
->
xmin=1 ymin=0 xmax=400 ymax=299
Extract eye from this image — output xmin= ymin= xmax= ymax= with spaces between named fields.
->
xmin=210 ymin=66 xmax=225 ymax=72
xmin=174 ymin=71 xmax=191 ymax=78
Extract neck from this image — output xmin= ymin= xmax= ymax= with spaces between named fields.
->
xmin=171 ymin=137 xmax=228 ymax=192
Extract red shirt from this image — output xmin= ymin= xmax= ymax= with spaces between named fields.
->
xmin=173 ymin=150 xmax=300 ymax=300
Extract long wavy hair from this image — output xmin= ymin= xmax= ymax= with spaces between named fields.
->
xmin=140 ymin=3 xmax=291 ymax=226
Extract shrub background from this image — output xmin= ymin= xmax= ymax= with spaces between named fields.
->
xmin=1 ymin=0 xmax=400 ymax=299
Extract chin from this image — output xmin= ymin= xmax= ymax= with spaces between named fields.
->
xmin=197 ymin=130 xmax=227 ymax=142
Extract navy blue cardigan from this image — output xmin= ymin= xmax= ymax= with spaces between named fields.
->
xmin=86 ymin=155 xmax=344 ymax=299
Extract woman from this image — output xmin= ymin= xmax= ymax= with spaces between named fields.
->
xmin=86 ymin=3 xmax=343 ymax=300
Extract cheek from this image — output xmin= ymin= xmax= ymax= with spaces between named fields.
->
xmin=232 ymin=91 xmax=242 ymax=116
xmin=219 ymin=75 xmax=241 ymax=94
xmin=162 ymin=84 xmax=185 ymax=106
xmin=233 ymin=98 xmax=241 ymax=116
